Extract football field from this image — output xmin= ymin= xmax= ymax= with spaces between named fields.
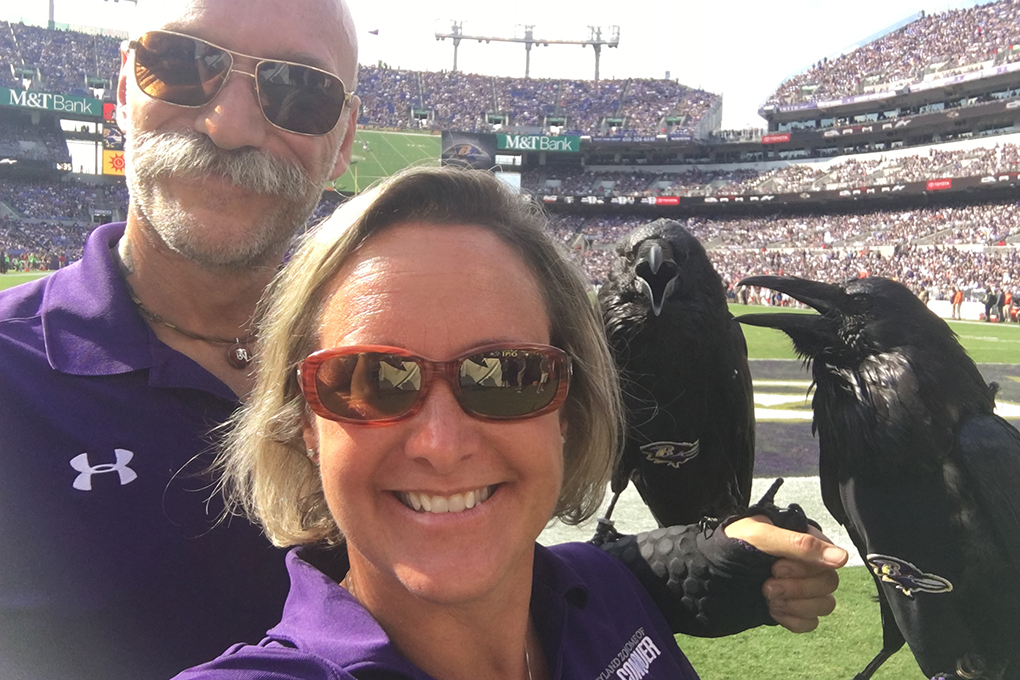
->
xmin=0 ymin=272 xmax=48 ymax=289
xmin=332 ymin=129 xmax=441 ymax=194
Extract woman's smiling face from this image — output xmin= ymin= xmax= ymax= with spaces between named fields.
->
xmin=306 ymin=222 xmax=566 ymax=607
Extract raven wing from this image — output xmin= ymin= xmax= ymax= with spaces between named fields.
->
xmin=956 ymin=413 xmax=1020 ymax=574
xmin=723 ymin=314 xmax=755 ymax=507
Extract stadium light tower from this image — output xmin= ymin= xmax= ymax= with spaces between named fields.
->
xmin=435 ymin=22 xmax=619 ymax=82
xmin=585 ymin=25 xmax=620 ymax=84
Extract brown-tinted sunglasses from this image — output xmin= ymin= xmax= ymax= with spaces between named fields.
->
xmin=128 ymin=30 xmax=353 ymax=136
xmin=298 ymin=343 xmax=572 ymax=425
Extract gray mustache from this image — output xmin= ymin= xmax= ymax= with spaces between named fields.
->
xmin=128 ymin=130 xmax=314 ymax=197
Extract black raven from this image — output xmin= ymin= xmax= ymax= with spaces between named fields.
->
xmin=598 ymin=219 xmax=755 ymax=527
xmin=737 ymin=275 xmax=1020 ymax=680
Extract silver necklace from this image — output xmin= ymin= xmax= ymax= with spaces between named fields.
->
xmin=525 ymin=643 xmax=534 ymax=680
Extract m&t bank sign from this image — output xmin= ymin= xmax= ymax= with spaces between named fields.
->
xmin=2 ymin=88 xmax=102 ymax=116
xmin=497 ymin=134 xmax=581 ymax=153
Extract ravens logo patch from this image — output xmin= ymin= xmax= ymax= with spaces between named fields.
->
xmin=866 ymin=554 xmax=954 ymax=598
xmin=639 ymin=440 xmax=700 ymax=468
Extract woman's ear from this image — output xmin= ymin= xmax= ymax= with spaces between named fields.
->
xmin=302 ymin=419 xmax=320 ymax=464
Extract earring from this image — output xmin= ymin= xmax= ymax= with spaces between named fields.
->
xmin=306 ymin=448 xmax=318 ymax=460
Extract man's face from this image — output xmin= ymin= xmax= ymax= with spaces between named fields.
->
xmin=118 ymin=0 xmax=359 ymax=270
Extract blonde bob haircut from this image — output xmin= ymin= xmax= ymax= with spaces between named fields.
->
xmin=219 ymin=165 xmax=623 ymax=547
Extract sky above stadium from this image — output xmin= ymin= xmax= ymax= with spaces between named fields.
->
xmin=0 ymin=0 xmax=993 ymax=129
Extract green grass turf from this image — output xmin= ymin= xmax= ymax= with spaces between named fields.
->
xmin=729 ymin=302 xmax=1020 ymax=364
xmin=0 ymin=272 xmax=48 ymax=291
xmin=677 ymin=565 xmax=924 ymax=680
xmin=332 ymin=129 xmax=441 ymax=193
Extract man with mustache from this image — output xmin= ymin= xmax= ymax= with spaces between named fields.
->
xmin=0 ymin=2 xmax=844 ymax=678
xmin=0 ymin=0 xmax=359 ymax=678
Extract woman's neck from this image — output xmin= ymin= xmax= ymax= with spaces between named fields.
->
xmin=342 ymin=545 xmax=543 ymax=680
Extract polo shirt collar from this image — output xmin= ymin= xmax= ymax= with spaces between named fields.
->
xmin=39 ymin=222 xmax=235 ymax=399
xmin=274 ymin=548 xmax=421 ymax=676
xmin=276 ymin=544 xmax=591 ymax=678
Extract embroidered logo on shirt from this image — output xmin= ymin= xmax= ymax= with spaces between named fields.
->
xmin=596 ymin=628 xmax=663 ymax=680
xmin=70 ymin=449 xmax=138 ymax=491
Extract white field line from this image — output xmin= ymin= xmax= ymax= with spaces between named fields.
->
xmin=753 ymin=390 xmax=1020 ymax=420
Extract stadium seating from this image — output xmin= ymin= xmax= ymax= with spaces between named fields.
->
xmin=766 ymin=0 xmax=1020 ymax=106
xmin=0 ymin=17 xmax=1018 ymax=309
xmin=359 ymin=64 xmax=719 ymax=136
xmin=0 ymin=21 xmax=120 ymax=94
xmin=524 ymin=141 xmax=1020 ymax=197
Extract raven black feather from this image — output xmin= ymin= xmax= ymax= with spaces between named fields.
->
xmin=598 ymin=219 xmax=755 ymax=527
xmin=738 ymin=275 xmax=1020 ymax=680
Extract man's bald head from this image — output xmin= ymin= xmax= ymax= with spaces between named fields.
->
xmin=128 ymin=0 xmax=358 ymax=88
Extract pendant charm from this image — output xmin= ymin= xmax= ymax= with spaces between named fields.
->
xmin=227 ymin=341 xmax=254 ymax=369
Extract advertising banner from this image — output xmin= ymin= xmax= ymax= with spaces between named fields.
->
xmin=497 ymin=134 xmax=580 ymax=153
xmin=440 ymin=131 xmax=497 ymax=169
xmin=540 ymin=173 xmax=1020 ymax=208
xmin=0 ymin=88 xmax=103 ymax=117
xmin=103 ymin=149 xmax=126 ymax=176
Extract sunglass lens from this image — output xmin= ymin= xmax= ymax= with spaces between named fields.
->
xmin=135 ymin=32 xmax=231 ymax=106
xmin=459 ymin=350 xmax=560 ymax=418
xmin=257 ymin=62 xmax=346 ymax=135
xmin=316 ymin=353 xmax=422 ymax=421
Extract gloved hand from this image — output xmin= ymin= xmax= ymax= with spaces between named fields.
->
xmin=593 ymin=478 xmax=845 ymax=637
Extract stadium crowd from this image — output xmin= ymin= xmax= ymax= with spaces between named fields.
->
xmin=525 ymin=142 xmax=1020 ymax=197
xmin=0 ymin=21 xmax=721 ymax=139
xmin=0 ymin=21 xmax=120 ymax=95
xmin=767 ymin=0 xmax=1020 ymax=106
xmin=3 ymin=176 xmax=1020 ymax=315
xmin=359 ymin=64 xmax=719 ymax=136
xmin=545 ymin=200 xmax=1020 ymax=290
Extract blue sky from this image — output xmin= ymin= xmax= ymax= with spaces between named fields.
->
xmin=0 ymin=0 xmax=993 ymax=128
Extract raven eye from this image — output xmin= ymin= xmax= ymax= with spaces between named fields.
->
xmin=848 ymin=293 xmax=870 ymax=313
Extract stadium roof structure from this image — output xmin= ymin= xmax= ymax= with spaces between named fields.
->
xmin=435 ymin=21 xmax=619 ymax=83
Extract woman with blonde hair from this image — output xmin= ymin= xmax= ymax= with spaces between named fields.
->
xmin=177 ymin=166 xmax=844 ymax=680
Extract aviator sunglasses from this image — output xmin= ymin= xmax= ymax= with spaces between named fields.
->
xmin=128 ymin=30 xmax=353 ymax=136
xmin=298 ymin=343 xmax=572 ymax=424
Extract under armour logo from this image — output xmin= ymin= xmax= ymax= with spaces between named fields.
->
xmin=70 ymin=450 xmax=138 ymax=491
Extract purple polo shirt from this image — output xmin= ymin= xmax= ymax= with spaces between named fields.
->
xmin=0 ymin=223 xmax=290 ymax=680
xmin=174 ymin=543 xmax=700 ymax=680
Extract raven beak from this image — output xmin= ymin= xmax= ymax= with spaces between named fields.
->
xmin=647 ymin=242 xmax=664 ymax=275
xmin=738 ymin=275 xmax=840 ymax=315
xmin=635 ymin=242 xmax=679 ymax=317
xmin=735 ymin=276 xmax=842 ymax=357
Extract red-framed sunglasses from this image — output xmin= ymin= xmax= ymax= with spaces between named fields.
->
xmin=128 ymin=30 xmax=353 ymax=136
xmin=298 ymin=343 xmax=571 ymax=424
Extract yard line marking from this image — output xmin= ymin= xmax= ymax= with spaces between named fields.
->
xmin=753 ymin=379 xmax=813 ymax=388
xmin=755 ymin=393 xmax=811 ymax=407
xmin=757 ymin=408 xmax=813 ymax=421
xmin=958 ymin=334 xmax=1020 ymax=344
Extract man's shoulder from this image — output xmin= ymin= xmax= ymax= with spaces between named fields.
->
xmin=0 ymin=222 xmax=124 ymax=324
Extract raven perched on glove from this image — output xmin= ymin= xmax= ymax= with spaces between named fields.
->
xmin=738 ymin=275 xmax=1020 ymax=680
xmin=598 ymin=219 xmax=755 ymax=527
